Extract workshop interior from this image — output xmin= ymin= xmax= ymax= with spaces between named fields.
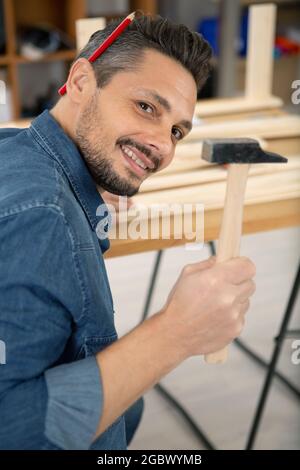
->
xmin=0 ymin=0 xmax=299 ymax=454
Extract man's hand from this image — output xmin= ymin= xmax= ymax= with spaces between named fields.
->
xmin=94 ymin=256 xmax=256 ymax=437
xmin=161 ymin=256 xmax=256 ymax=357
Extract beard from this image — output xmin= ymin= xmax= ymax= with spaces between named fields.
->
xmin=74 ymin=95 xmax=142 ymax=197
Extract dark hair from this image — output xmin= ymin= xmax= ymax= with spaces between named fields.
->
xmin=75 ymin=14 xmax=212 ymax=92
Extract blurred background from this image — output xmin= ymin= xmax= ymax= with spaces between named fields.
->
xmin=0 ymin=0 xmax=299 ymax=121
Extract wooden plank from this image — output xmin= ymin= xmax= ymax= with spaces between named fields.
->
xmin=266 ymin=137 xmax=300 ymax=157
xmin=150 ymin=156 xmax=209 ymax=177
xmin=150 ymin=136 xmax=299 ymax=179
xmin=186 ymin=115 xmax=300 ymax=142
xmin=134 ymin=166 xmax=300 ymax=209
xmin=2 ymin=115 xmax=299 ymax=147
xmin=246 ymin=4 xmax=276 ymax=99
xmin=105 ymin=198 xmax=300 ymax=258
xmin=246 ymin=4 xmax=276 ymax=101
xmin=76 ymin=18 xmax=106 ymax=50
xmin=140 ymin=156 xmax=300 ymax=193
xmin=194 ymin=96 xmax=282 ymax=117
xmin=149 ymin=137 xmax=268 ymax=178
xmin=105 ymin=165 xmax=300 ymax=259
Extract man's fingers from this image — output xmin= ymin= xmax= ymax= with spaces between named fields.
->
xmin=238 ymin=299 xmax=250 ymax=316
xmin=183 ymin=256 xmax=216 ymax=275
xmin=218 ymin=257 xmax=256 ymax=284
xmin=235 ymin=280 xmax=256 ymax=303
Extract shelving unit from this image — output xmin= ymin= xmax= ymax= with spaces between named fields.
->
xmin=0 ymin=0 xmax=86 ymax=119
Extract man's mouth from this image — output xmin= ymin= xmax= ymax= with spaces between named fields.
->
xmin=120 ymin=144 xmax=154 ymax=177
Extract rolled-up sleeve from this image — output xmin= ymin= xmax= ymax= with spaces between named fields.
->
xmin=45 ymin=356 xmax=102 ymax=450
xmin=0 ymin=205 xmax=102 ymax=450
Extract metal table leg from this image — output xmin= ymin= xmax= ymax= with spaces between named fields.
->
xmin=141 ymin=250 xmax=164 ymax=322
xmin=245 ymin=261 xmax=300 ymax=449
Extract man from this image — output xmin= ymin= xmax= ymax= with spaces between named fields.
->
xmin=0 ymin=15 xmax=256 ymax=450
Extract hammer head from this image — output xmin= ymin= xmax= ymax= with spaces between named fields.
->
xmin=202 ymin=138 xmax=287 ymax=164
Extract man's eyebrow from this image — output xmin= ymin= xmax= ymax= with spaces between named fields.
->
xmin=178 ymin=119 xmax=192 ymax=132
xmin=138 ymin=89 xmax=193 ymax=132
xmin=142 ymin=89 xmax=171 ymax=112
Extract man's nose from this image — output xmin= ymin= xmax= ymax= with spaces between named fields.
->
xmin=144 ymin=128 xmax=173 ymax=160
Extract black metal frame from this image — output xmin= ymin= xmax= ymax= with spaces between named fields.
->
xmin=139 ymin=246 xmax=300 ymax=450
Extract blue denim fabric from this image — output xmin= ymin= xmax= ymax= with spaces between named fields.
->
xmin=0 ymin=111 xmax=143 ymax=450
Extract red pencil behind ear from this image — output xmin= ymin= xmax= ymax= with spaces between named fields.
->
xmin=58 ymin=12 xmax=135 ymax=96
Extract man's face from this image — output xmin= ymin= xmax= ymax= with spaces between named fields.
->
xmin=75 ymin=49 xmax=197 ymax=197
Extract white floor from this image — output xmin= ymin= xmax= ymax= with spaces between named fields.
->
xmin=105 ymin=226 xmax=300 ymax=450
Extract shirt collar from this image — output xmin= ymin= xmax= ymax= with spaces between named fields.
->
xmin=29 ymin=110 xmax=111 ymax=253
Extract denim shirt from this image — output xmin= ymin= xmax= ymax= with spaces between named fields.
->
xmin=0 ymin=110 xmax=127 ymax=450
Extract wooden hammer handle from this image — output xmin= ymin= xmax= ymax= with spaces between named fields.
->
xmin=205 ymin=164 xmax=250 ymax=364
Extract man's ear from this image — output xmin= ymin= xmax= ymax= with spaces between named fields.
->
xmin=65 ymin=58 xmax=97 ymax=103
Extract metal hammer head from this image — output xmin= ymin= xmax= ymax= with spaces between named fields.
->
xmin=202 ymin=138 xmax=287 ymax=164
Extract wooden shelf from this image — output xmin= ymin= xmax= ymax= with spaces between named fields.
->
xmin=0 ymin=55 xmax=10 ymax=65
xmin=13 ymin=49 xmax=77 ymax=64
xmin=0 ymin=50 xmax=77 ymax=65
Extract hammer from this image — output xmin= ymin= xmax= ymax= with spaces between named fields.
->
xmin=201 ymin=138 xmax=287 ymax=364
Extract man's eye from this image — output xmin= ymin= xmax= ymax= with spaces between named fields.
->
xmin=138 ymin=102 xmax=154 ymax=114
xmin=172 ymin=127 xmax=184 ymax=141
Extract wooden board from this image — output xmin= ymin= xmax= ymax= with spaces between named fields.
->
xmin=76 ymin=17 xmax=106 ymax=50
xmin=140 ymin=156 xmax=300 ymax=193
xmin=106 ymin=198 xmax=300 ymax=258
xmin=105 ymin=162 xmax=300 ymax=257
xmin=194 ymin=96 xmax=282 ymax=117
xmin=186 ymin=115 xmax=300 ymax=142
xmin=245 ymin=4 xmax=276 ymax=100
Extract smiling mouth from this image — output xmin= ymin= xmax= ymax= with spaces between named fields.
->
xmin=120 ymin=144 xmax=151 ymax=177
